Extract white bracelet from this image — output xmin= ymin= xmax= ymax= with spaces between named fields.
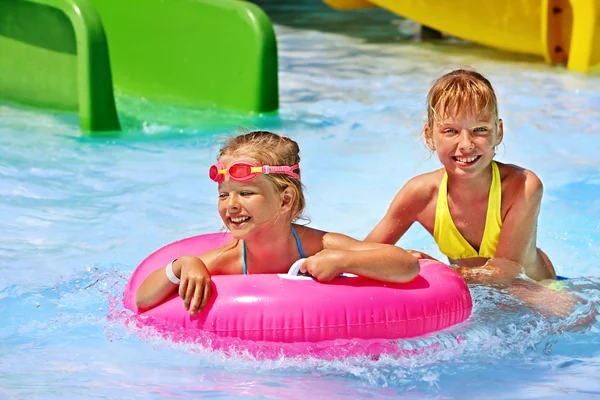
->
xmin=165 ymin=260 xmax=181 ymax=284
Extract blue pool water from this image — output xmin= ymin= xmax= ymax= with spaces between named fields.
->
xmin=2 ymin=0 xmax=600 ymax=398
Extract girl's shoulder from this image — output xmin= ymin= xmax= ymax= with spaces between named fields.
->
xmin=199 ymin=238 xmax=242 ymax=274
xmin=379 ymin=169 xmax=445 ymax=219
xmin=497 ymin=162 xmax=544 ymax=201
xmin=291 ymin=223 xmax=326 ymax=246
xmin=497 ymin=162 xmax=543 ymax=189
xmin=281 ymin=224 xmax=324 ymax=258
xmin=402 ymin=168 xmax=445 ymax=201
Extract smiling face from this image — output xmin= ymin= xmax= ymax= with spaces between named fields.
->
xmin=423 ymin=69 xmax=504 ymax=178
xmin=425 ymin=107 xmax=503 ymax=177
xmin=216 ymin=155 xmax=295 ymax=240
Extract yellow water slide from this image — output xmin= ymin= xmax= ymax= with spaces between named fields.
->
xmin=325 ymin=0 xmax=600 ymax=72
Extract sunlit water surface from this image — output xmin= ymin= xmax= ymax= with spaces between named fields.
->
xmin=1 ymin=0 xmax=600 ymax=398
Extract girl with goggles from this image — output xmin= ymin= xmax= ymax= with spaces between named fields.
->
xmin=135 ymin=131 xmax=420 ymax=315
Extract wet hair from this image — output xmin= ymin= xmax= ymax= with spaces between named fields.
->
xmin=426 ymin=68 xmax=499 ymax=130
xmin=217 ymin=131 xmax=305 ymax=222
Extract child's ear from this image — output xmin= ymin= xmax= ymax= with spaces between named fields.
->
xmin=496 ymin=119 xmax=504 ymax=146
xmin=424 ymin=124 xmax=436 ymax=150
xmin=280 ymin=186 xmax=295 ymax=214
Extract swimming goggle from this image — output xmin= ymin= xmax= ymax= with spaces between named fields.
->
xmin=209 ymin=161 xmax=300 ymax=183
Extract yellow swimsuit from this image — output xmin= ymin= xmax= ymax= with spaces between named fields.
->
xmin=433 ymin=161 xmax=502 ymax=260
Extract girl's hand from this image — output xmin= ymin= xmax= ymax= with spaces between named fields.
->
xmin=457 ymin=258 xmax=523 ymax=286
xmin=176 ymin=256 xmax=212 ymax=315
xmin=481 ymin=258 xmax=523 ymax=281
xmin=300 ymin=250 xmax=343 ymax=282
xmin=407 ymin=250 xmax=438 ymax=261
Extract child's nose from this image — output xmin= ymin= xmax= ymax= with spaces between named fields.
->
xmin=458 ymin=130 xmax=475 ymax=150
xmin=227 ymin=193 xmax=241 ymax=209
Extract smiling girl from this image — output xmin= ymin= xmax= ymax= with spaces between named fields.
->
xmin=136 ymin=131 xmax=419 ymax=315
xmin=366 ymin=68 xmax=557 ymax=284
xmin=364 ymin=69 xmax=589 ymax=316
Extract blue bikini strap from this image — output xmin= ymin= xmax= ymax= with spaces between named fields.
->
xmin=291 ymin=225 xmax=305 ymax=258
xmin=242 ymin=226 xmax=304 ymax=275
xmin=242 ymin=240 xmax=247 ymax=275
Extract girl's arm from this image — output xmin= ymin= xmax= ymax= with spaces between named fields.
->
xmin=301 ymin=232 xmax=420 ymax=283
xmin=490 ymin=170 xmax=555 ymax=281
xmin=364 ymin=176 xmax=431 ymax=244
xmin=135 ymin=255 xmax=212 ymax=314
xmin=135 ymin=241 xmax=239 ymax=314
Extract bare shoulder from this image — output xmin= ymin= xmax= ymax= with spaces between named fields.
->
xmin=291 ymin=224 xmax=327 ymax=256
xmin=392 ymin=169 xmax=444 ymax=209
xmin=198 ymin=239 xmax=241 ymax=274
xmin=292 ymin=224 xmax=360 ymax=256
xmin=497 ymin=162 xmax=543 ymax=205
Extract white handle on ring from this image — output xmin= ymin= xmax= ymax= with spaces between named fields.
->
xmin=277 ymin=259 xmax=312 ymax=281
xmin=288 ymin=258 xmax=306 ymax=276
xmin=277 ymin=258 xmax=359 ymax=280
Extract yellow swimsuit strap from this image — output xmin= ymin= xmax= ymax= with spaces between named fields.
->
xmin=434 ymin=161 xmax=503 ymax=260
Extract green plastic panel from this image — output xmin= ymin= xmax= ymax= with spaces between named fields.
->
xmin=89 ymin=0 xmax=278 ymax=113
xmin=0 ymin=0 xmax=120 ymax=131
xmin=0 ymin=0 xmax=278 ymax=132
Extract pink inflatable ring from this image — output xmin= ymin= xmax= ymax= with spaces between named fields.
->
xmin=123 ymin=233 xmax=472 ymax=357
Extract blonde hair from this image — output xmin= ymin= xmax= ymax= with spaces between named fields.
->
xmin=426 ymin=68 xmax=499 ymax=130
xmin=217 ymin=131 xmax=305 ymax=221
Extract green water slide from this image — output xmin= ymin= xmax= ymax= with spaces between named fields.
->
xmin=0 ymin=0 xmax=279 ymax=132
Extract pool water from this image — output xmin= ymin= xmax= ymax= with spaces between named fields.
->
xmin=2 ymin=0 xmax=600 ymax=398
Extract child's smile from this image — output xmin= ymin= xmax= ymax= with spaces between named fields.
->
xmin=228 ymin=215 xmax=251 ymax=228
xmin=452 ymin=154 xmax=482 ymax=166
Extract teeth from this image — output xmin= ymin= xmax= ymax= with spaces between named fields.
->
xmin=231 ymin=216 xmax=250 ymax=223
xmin=456 ymin=156 xmax=478 ymax=163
